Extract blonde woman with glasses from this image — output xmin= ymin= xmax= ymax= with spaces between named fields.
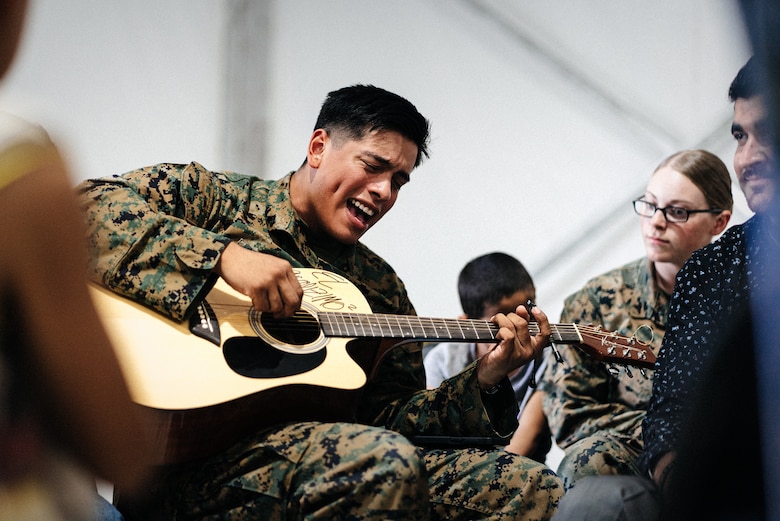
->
xmin=538 ymin=149 xmax=733 ymax=491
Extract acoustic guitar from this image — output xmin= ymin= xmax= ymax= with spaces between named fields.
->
xmin=89 ymin=268 xmax=655 ymax=464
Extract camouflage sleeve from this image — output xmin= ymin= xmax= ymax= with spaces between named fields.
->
xmin=354 ymin=277 xmax=518 ymax=439
xmin=364 ymin=350 xmax=518 ymax=439
xmin=540 ymin=288 xmax=643 ymax=448
xmin=77 ymin=162 xmax=238 ymax=321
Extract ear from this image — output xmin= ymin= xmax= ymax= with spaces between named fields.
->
xmin=711 ymin=209 xmax=732 ymax=235
xmin=307 ymin=129 xmax=329 ymax=169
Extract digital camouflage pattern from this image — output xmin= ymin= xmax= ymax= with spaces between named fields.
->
xmin=78 ymin=162 xmax=563 ymax=520
xmin=539 ymin=258 xmax=668 ymax=489
xmin=78 ymin=162 xmax=410 ymax=322
xmin=145 ymin=421 xmax=562 ymax=521
xmin=150 ymin=422 xmax=430 ymax=520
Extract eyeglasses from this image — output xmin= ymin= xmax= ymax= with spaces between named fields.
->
xmin=632 ymin=199 xmax=723 ymax=223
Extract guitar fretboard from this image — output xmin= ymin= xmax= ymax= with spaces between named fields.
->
xmin=317 ymin=312 xmax=584 ymax=344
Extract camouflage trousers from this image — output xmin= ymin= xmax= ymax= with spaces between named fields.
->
xmin=556 ymin=433 xmax=644 ymax=491
xmin=125 ymin=421 xmax=562 ymax=520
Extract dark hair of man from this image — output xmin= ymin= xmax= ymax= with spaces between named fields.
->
xmin=729 ymin=55 xmax=768 ymax=102
xmin=457 ymin=252 xmax=535 ymax=320
xmin=314 ymin=84 xmax=431 ymax=167
xmin=654 ymin=149 xmax=734 ymax=212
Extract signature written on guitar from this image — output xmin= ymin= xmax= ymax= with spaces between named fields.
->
xmin=297 ymin=270 xmax=360 ymax=312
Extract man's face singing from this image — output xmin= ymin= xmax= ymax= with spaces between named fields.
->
xmin=293 ymin=128 xmax=418 ymax=244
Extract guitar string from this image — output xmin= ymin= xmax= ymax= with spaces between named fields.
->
xmin=209 ymin=304 xmax=642 ymax=337
xmin=209 ymin=303 xmax=653 ymax=362
xmin=212 ymin=302 xmax=590 ymax=339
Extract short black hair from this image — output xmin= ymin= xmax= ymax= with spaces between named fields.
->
xmin=457 ymin=252 xmax=535 ymax=319
xmin=314 ymin=84 xmax=431 ymax=167
xmin=729 ymin=56 xmax=769 ymax=102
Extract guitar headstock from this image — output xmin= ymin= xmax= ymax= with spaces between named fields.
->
xmin=573 ymin=325 xmax=656 ymax=370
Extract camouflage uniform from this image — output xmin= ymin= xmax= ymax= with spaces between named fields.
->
xmin=78 ymin=162 xmax=563 ymax=520
xmin=539 ymin=258 xmax=667 ymax=490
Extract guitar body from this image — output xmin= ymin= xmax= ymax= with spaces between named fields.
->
xmin=90 ymin=268 xmax=382 ymax=464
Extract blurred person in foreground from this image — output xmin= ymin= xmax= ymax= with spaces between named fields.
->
xmin=0 ymin=0 xmax=151 ymax=519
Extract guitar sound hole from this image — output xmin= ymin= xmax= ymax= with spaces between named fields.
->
xmin=259 ymin=310 xmax=321 ymax=346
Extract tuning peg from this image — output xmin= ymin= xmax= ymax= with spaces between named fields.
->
xmin=624 ymin=366 xmax=633 ymax=378
xmin=551 ymin=342 xmax=563 ymax=364
xmin=639 ymin=368 xmax=648 ymax=379
xmin=607 ymin=364 xmax=620 ymax=377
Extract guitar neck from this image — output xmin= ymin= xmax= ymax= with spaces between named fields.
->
xmin=317 ymin=312 xmax=583 ymax=344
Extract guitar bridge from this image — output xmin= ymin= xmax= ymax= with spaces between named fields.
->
xmin=189 ymin=300 xmax=221 ymax=346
